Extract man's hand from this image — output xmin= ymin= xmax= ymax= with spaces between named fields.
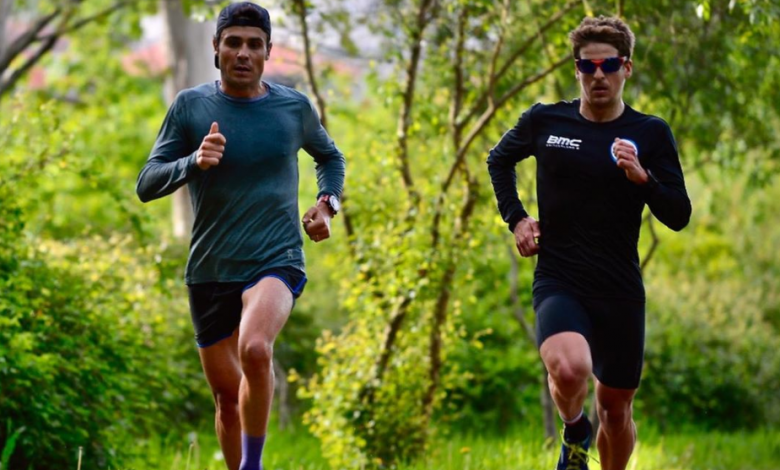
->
xmin=302 ymin=201 xmax=332 ymax=243
xmin=196 ymin=122 xmax=226 ymax=170
xmin=513 ymin=216 xmax=541 ymax=257
xmin=613 ymin=138 xmax=648 ymax=185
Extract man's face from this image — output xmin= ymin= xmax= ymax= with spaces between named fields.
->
xmin=576 ymin=42 xmax=632 ymax=109
xmin=214 ymin=26 xmax=272 ymax=94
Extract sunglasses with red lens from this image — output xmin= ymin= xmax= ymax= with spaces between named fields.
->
xmin=575 ymin=56 xmax=628 ymax=74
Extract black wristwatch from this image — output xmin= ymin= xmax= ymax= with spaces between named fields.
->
xmin=318 ymin=194 xmax=340 ymax=216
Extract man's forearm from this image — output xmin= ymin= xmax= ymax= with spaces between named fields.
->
xmin=136 ymin=153 xmax=200 ymax=203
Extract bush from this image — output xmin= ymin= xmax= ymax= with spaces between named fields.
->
xmin=0 ymin=168 xmax=210 ymax=470
xmin=639 ymin=273 xmax=780 ymax=430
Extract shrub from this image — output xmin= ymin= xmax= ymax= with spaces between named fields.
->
xmin=0 ymin=174 xmax=209 ymax=470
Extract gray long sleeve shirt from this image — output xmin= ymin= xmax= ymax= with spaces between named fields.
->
xmin=137 ymin=81 xmax=346 ymax=284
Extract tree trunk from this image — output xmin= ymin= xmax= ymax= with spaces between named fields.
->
xmin=508 ymin=246 xmax=557 ymax=441
xmin=542 ymin=371 xmax=557 ymax=441
xmin=273 ymin=358 xmax=293 ymax=430
xmin=160 ymin=0 xmax=218 ymax=238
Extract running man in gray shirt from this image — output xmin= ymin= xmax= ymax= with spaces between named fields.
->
xmin=136 ymin=3 xmax=345 ymax=470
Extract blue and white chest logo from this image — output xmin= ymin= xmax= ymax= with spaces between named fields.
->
xmin=546 ymin=135 xmax=582 ymax=150
xmin=610 ymin=139 xmax=639 ymax=163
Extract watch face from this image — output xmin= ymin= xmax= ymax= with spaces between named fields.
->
xmin=329 ymin=196 xmax=341 ymax=213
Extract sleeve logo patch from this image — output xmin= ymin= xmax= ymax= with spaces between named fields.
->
xmin=609 ymin=139 xmax=639 ymax=163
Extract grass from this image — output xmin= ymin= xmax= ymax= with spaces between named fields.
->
xmin=120 ymin=422 xmax=780 ymax=470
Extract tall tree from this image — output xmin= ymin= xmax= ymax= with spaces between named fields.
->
xmin=159 ymin=0 xmax=219 ymax=237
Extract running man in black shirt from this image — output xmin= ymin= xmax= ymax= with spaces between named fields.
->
xmin=487 ymin=16 xmax=690 ymax=470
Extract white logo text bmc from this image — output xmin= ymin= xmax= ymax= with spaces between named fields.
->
xmin=546 ymin=135 xmax=582 ymax=150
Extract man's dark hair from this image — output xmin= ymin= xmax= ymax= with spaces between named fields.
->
xmin=569 ymin=16 xmax=635 ymax=59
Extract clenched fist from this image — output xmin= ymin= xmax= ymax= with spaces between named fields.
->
xmin=613 ymin=138 xmax=648 ymax=185
xmin=513 ymin=216 xmax=541 ymax=257
xmin=197 ymin=122 xmax=226 ymax=170
xmin=301 ymin=202 xmax=332 ymax=243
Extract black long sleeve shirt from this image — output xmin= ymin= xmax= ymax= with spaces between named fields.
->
xmin=487 ymin=100 xmax=691 ymax=300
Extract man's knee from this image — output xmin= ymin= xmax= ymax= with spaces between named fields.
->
xmin=239 ymin=338 xmax=274 ymax=375
xmin=547 ymin=356 xmax=591 ymax=391
xmin=597 ymin=395 xmax=634 ymax=432
xmin=541 ymin=333 xmax=592 ymax=392
xmin=213 ymin=387 xmax=239 ymax=418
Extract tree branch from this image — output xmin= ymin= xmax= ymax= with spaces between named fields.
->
xmin=272 ymin=358 xmax=292 ymax=430
xmin=456 ymin=1 xmax=578 ymax=130
xmin=434 ymin=4 xmax=570 ymax=248
xmin=424 ymin=0 xmax=570 ymax=432
xmin=508 ymin=245 xmax=536 ymax=343
xmin=640 ymin=212 xmax=660 ymax=273
xmin=359 ymin=292 xmax=415 ymax=406
xmin=495 ymin=2 xmax=576 ymax=87
xmin=0 ymin=35 xmax=58 ymax=98
xmin=395 ymin=0 xmax=437 ymax=208
xmin=0 ymin=0 xmax=137 ymax=98
xmin=293 ymin=0 xmax=327 ymax=129
xmin=421 ymin=261 xmax=455 ymax=419
xmin=433 ymin=2 xmax=510 ymax=247
xmin=423 ymin=162 xmax=478 ymax=423
xmin=432 ymin=5 xmax=468 ymax=248
xmin=448 ymin=5 xmax=467 ymax=144
xmin=581 ymin=0 xmax=594 ymax=17
xmin=35 ymin=0 xmax=135 ymax=42
xmin=291 ymin=0 xmax=356 ymax=243
xmin=485 ymin=0 xmax=510 ymax=110
xmin=361 ymin=0 xmax=440 ymax=412
xmin=0 ymin=9 xmax=60 ymax=73
xmin=532 ymin=10 xmax=567 ymax=99
xmin=457 ymin=54 xmax=572 ymax=164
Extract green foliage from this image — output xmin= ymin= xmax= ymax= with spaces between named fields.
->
xmin=441 ymin=237 xmax=542 ymax=432
xmin=0 ymin=120 xmax=210 ymax=467
xmin=623 ymin=0 xmax=780 ymax=167
xmin=2 ymin=1 xmax=780 ymax=468
xmin=301 ymin=1 xmax=780 ymax=467
xmin=301 ymin=229 xmax=450 ymax=467
xmin=0 ymin=231 xmax=208 ymax=469
xmin=0 ymin=422 xmax=26 ymax=470
xmin=301 ymin=1 xmax=579 ymax=466
xmin=0 ymin=13 xmax=210 ymax=468
xmin=638 ymin=161 xmax=780 ymax=430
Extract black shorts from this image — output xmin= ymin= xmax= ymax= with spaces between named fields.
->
xmin=187 ymin=266 xmax=307 ymax=348
xmin=533 ymin=285 xmax=645 ymax=389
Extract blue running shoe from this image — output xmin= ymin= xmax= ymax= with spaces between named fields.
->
xmin=556 ymin=416 xmax=593 ymax=470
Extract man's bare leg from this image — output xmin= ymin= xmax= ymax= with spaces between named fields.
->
xmin=236 ymin=277 xmax=293 ymax=468
xmin=595 ymin=379 xmax=637 ymax=470
xmin=540 ymin=332 xmax=593 ymax=422
xmin=199 ymin=332 xmax=243 ymax=470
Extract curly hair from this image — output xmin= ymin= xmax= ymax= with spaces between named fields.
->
xmin=569 ymin=16 xmax=635 ymax=59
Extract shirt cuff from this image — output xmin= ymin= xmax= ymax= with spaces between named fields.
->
xmin=507 ymin=209 xmax=529 ymax=232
